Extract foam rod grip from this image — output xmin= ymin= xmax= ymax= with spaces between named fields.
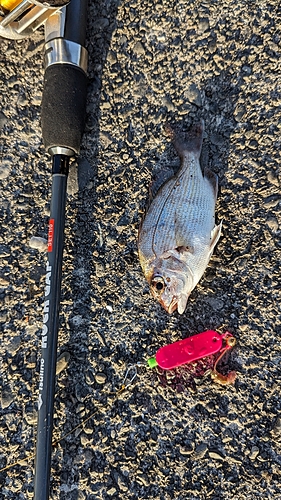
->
xmin=41 ymin=64 xmax=87 ymax=155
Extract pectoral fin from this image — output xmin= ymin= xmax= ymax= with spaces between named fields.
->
xmin=209 ymin=222 xmax=222 ymax=252
xmin=177 ymin=294 xmax=189 ymax=314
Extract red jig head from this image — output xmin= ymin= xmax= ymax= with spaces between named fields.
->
xmin=148 ymin=330 xmax=236 ymax=385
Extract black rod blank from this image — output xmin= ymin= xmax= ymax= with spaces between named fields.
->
xmin=34 ymin=155 xmax=69 ymax=500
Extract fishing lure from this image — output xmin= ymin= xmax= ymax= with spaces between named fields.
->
xmin=148 ymin=330 xmax=236 ymax=385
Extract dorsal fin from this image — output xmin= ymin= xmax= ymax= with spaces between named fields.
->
xmin=204 ymin=168 xmax=218 ymax=199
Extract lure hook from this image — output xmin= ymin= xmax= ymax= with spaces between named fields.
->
xmin=211 ymin=332 xmax=236 ymax=385
xmin=121 ymin=365 xmax=138 ymax=389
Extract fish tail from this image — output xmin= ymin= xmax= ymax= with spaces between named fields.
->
xmin=165 ymin=119 xmax=204 ymax=157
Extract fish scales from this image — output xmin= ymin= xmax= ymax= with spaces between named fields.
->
xmin=142 ymin=156 xmax=214 ymax=258
xmin=138 ymin=119 xmax=222 ymax=314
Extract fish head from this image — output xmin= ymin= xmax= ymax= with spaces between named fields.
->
xmin=150 ymin=262 xmax=194 ymax=314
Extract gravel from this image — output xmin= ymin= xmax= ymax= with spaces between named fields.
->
xmin=0 ymin=0 xmax=281 ymax=499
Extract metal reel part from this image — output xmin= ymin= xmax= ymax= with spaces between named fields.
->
xmin=0 ymin=0 xmax=68 ymax=39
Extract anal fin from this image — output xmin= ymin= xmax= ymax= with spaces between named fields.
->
xmin=150 ymin=166 xmax=175 ymax=200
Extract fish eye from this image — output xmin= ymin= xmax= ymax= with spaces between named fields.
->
xmin=156 ymin=282 xmax=164 ymax=291
xmin=151 ymin=276 xmax=165 ymax=294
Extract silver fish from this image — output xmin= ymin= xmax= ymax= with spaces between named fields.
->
xmin=138 ymin=119 xmax=222 ymax=314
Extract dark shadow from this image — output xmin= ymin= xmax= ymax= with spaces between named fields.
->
xmin=177 ymin=68 xmax=242 ymax=338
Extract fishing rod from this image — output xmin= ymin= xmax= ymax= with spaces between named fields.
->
xmin=1 ymin=1 xmax=89 ymax=498
xmin=35 ymin=2 xmax=88 ymax=499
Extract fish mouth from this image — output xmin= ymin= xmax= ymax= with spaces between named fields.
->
xmin=161 ymin=296 xmax=178 ymax=314
xmin=168 ymin=301 xmax=178 ymax=314
xmin=161 ymin=294 xmax=189 ymax=315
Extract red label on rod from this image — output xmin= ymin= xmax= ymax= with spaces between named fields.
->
xmin=47 ymin=219 xmax=55 ymax=253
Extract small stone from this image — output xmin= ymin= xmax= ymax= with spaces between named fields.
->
xmin=248 ymin=139 xmax=258 ymax=150
xmin=119 ymin=35 xmax=127 ymax=45
xmin=198 ymin=18 xmax=210 ymax=33
xmin=5 ymin=413 xmax=17 ymax=431
xmin=184 ymin=83 xmax=202 ymax=107
xmin=95 ymin=373 xmax=107 ymax=384
xmin=0 ymin=313 xmax=7 ymax=322
xmin=179 ymin=445 xmax=194 ymax=455
xmin=83 ymin=425 xmax=93 ymax=435
xmin=56 ymin=352 xmax=70 ymax=375
xmin=242 ymin=65 xmax=252 ymax=75
xmin=29 ymin=265 xmax=45 ymax=282
xmin=107 ymin=50 xmax=117 ymax=64
xmin=267 ymin=216 xmax=279 ymax=232
xmin=67 ymin=163 xmax=79 ymax=195
xmin=25 ymin=410 xmax=37 ymax=425
xmin=0 ymin=277 xmax=9 ymax=286
xmin=0 ymin=111 xmax=8 ymax=129
xmin=8 ymin=336 xmax=21 ymax=355
xmin=267 ymin=170 xmax=279 ymax=187
xmin=76 ymin=403 xmax=85 ymax=414
xmin=100 ymin=131 xmax=113 ymax=148
xmin=249 ymin=446 xmax=259 ymax=460
xmin=192 ymin=442 xmax=208 ymax=459
xmin=208 ymin=39 xmax=217 ymax=53
xmin=133 ymin=42 xmax=145 ymax=55
xmin=26 ymin=352 xmax=37 ymax=369
xmin=0 ymin=163 xmax=11 ymax=180
xmin=263 ymin=194 xmax=281 ymax=208
xmin=272 ymin=416 xmax=281 ymax=436
xmin=18 ymin=94 xmax=28 ymax=106
xmin=93 ymin=17 xmax=109 ymax=30
xmin=136 ymin=474 xmax=150 ymax=486
xmin=101 ymin=101 xmax=111 ymax=109
xmin=77 ymin=492 xmax=86 ymax=500
xmin=80 ymin=434 xmax=90 ymax=446
xmin=239 ymin=324 xmax=248 ymax=332
xmin=162 ymin=96 xmax=175 ymax=111
xmin=32 ymin=95 xmax=42 ymax=106
xmin=107 ymin=488 xmax=117 ymax=495
xmin=209 ymin=451 xmax=225 ymax=460
xmin=70 ymin=315 xmax=83 ymax=327
xmin=0 ymin=244 xmax=9 ymax=257
xmin=210 ymin=133 xmax=225 ymax=146
xmin=95 ymin=262 xmax=105 ymax=278
xmin=90 ymin=482 xmax=103 ymax=492
xmin=18 ymin=459 xmax=29 ymax=466
xmin=228 ymin=456 xmax=242 ymax=464
xmin=29 ymin=236 xmax=47 ymax=252
xmin=205 ymin=297 xmax=224 ymax=310
xmin=234 ymin=104 xmax=246 ymax=121
xmin=1 ymin=387 xmax=14 ymax=409
xmin=85 ymin=369 xmax=95 ymax=385
xmin=117 ymin=214 xmax=130 ymax=226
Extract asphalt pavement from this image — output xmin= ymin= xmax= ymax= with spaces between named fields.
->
xmin=0 ymin=0 xmax=280 ymax=498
